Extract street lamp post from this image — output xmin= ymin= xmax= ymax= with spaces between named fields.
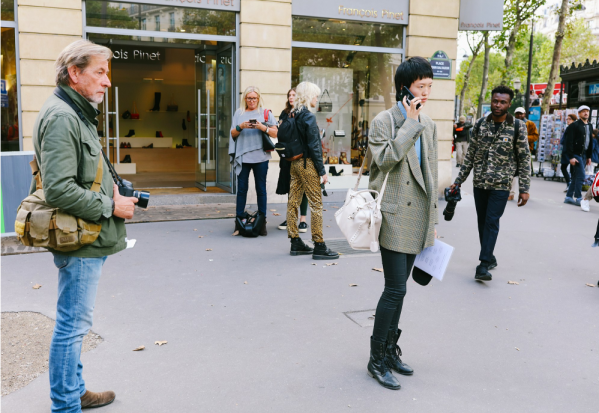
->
xmin=525 ymin=18 xmax=535 ymax=115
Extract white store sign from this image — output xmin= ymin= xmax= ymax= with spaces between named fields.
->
xmin=113 ymin=0 xmax=240 ymax=12
xmin=459 ymin=0 xmax=504 ymax=31
xmin=293 ymin=0 xmax=409 ymax=25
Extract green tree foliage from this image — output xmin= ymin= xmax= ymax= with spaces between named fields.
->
xmin=456 ymin=52 xmax=504 ymax=115
xmin=561 ymin=18 xmax=599 ymax=65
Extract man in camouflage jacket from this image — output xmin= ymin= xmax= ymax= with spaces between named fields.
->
xmin=452 ymin=85 xmax=531 ymax=281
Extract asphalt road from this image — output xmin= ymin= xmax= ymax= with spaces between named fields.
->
xmin=2 ymin=166 xmax=598 ymax=413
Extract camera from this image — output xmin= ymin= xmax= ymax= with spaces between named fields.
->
xmin=117 ymin=179 xmax=150 ymax=209
xmin=443 ymin=186 xmax=462 ymax=221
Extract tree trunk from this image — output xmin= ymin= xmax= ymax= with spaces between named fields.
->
xmin=458 ymin=53 xmax=479 ymax=116
xmin=542 ymin=0 xmax=569 ymax=114
xmin=477 ymin=32 xmax=491 ymax=119
xmin=502 ymin=19 xmax=522 ymax=84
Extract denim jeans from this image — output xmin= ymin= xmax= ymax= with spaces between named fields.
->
xmin=566 ymin=155 xmax=585 ymax=199
xmin=371 ymin=247 xmax=416 ymax=343
xmin=236 ymin=161 xmax=269 ymax=216
xmin=50 ymin=254 xmax=107 ymax=413
xmin=473 ymin=187 xmax=510 ymax=263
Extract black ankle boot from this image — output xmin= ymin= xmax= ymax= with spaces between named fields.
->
xmin=290 ymin=237 xmax=313 ymax=256
xmin=121 ymin=154 xmax=132 ymax=163
xmin=125 ymin=129 xmax=135 ymax=137
xmin=367 ymin=337 xmax=401 ymax=390
xmin=312 ymin=242 xmax=338 ymax=260
xmin=182 ymin=139 xmax=191 ymax=147
xmin=328 ymin=166 xmax=343 ymax=176
xmin=151 ymin=92 xmax=161 ymax=111
xmin=385 ymin=329 xmax=413 ymax=376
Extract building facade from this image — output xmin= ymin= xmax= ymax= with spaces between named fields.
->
xmin=1 ymin=0 xmax=459 ymax=211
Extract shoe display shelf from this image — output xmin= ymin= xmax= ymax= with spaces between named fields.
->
xmin=123 ymin=137 xmax=173 ymax=148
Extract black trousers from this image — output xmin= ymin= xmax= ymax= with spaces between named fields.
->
xmin=473 ymin=187 xmax=509 ymax=263
xmin=372 ymin=247 xmax=416 ymax=343
xmin=595 ymin=219 xmax=599 ymax=240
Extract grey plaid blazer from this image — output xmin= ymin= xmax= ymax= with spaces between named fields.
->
xmin=368 ymin=104 xmax=439 ymax=255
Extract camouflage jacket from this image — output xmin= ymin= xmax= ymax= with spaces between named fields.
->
xmin=455 ymin=113 xmax=531 ymax=193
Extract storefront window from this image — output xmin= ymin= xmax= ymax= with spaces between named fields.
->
xmin=85 ymin=1 xmax=236 ymax=37
xmin=292 ymin=17 xmax=403 ymax=49
xmin=1 ymin=0 xmax=15 ymax=21
xmin=292 ymin=48 xmax=401 ymax=170
xmin=1 ymin=27 xmax=19 ymax=151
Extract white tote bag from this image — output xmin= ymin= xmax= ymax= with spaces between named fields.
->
xmin=334 ymin=113 xmax=392 ymax=252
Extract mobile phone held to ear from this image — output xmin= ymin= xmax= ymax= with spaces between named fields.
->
xmin=400 ymin=86 xmax=421 ymax=110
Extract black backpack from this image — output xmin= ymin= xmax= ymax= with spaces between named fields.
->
xmin=276 ymin=112 xmax=306 ymax=162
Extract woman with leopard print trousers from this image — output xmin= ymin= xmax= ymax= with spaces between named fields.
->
xmin=286 ymin=82 xmax=338 ymax=260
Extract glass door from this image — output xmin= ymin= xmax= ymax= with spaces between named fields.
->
xmin=215 ymin=45 xmax=235 ymax=192
xmin=194 ymin=50 xmax=217 ymax=190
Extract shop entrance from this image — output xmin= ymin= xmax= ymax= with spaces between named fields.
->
xmin=91 ymin=38 xmax=235 ymax=194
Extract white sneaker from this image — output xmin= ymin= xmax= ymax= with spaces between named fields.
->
xmin=581 ymin=199 xmax=590 ymax=212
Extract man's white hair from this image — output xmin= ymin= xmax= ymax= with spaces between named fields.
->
xmin=294 ymin=82 xmax=321 ymax=112
xmin=55 ymin=40 xmax=112 ymax=86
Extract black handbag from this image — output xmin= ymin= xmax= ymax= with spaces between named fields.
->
xmin=236 ymin=211 xmax=265 ymax=238
xmin=318 ymin=90 xmax=333 ymax=113
xmin=261 ymin=109 xmax=275 ymax=152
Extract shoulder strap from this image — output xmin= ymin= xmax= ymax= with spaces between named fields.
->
xmin=53 ymin=87 xmax=103 ymax=193
xmin=475 ymin=117 xmax=484 ymax=137
xmin=263 ymin=108 xmax=271 ymax=122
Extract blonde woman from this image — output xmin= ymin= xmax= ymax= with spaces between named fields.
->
xmin=230 ymin=86 xmax=278 ymax=235
xmin=286 ymin=82 xmax=338 ymax=259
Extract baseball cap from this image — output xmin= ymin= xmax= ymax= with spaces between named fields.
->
xmin=578 ymin=105 xmax=590 ymax=112
xmin=514 ymin=107 xmax=526 ymax=114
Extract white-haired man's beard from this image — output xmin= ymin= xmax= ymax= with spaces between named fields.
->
xmin=81 ymin=90 xmax=105 ymax=104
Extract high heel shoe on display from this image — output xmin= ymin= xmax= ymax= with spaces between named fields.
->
xmin=150 ymin=92 xmax=161 ymax=111
xmin=121 ymin=155 xmax=132 ymax=163
xmin=142 ymin=143 xmax=154 ymax=149
xmin=181 ymin=139 xmax=192 ymax=148
xmin=329 ymin=166 xmax=343 ymax=176
xmin=155 ymin=131 xmax=164 ymax=138
xmin=125 ymin=129 xmax=135 ymax=137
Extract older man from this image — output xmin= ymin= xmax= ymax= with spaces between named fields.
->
xmin=31 ymin=40 xmax=138 ymax=412
xmin=563 ymin=105 xmax=593 ymax=206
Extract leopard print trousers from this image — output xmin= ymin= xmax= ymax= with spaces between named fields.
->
xmin=287 ymin=158 xmax=324 ymax=242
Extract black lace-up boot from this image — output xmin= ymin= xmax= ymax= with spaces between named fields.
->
xmin=367 ymin=337 xmax=401 ymax=390
xmin=385 ymin=329 xmax=413 ymax=376
xmin=290 ymin=237 xmax=313 ymax=256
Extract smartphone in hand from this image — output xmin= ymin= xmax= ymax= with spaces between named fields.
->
xmin=399 ymin=86 xmax=421 ymax=110
xmin=249 ymin=118 xmax=258 ymax=125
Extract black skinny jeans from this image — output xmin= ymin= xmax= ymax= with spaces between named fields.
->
xmin=372 ymin=247 xmax=416 ymax=343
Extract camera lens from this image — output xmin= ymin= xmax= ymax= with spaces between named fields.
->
xmin=133 ymin=190 xmax=150 ymax=209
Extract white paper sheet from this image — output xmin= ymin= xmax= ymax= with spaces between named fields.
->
xmin=126 ymin=238 xmax=137 ymax=249
xmin=414 ymin=239 xmax=454 ymax=281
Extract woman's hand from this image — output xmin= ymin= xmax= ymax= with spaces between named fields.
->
xmin=240 ymin=121 xmax=253 ymax=130
xmin=402 ymin=96 xmax=423 ymax=120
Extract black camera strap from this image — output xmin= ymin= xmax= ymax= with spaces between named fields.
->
xmin=53 ymin=87 xmax=124 ymax=185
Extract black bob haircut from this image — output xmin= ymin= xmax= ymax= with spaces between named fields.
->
xmin=394 ymin=57 xmax=433 ymax=101
xmin=490 ymin=85 xmax=514 ymax=101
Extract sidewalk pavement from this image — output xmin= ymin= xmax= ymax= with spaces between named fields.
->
xmin=1 ymin=165 xmax=598 ymax=413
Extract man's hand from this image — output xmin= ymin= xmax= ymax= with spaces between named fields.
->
xmin=401 ymin=96 xmax=423 ymax=120
xmin=113 ymin=183 xmax=138 ymax=219
xmin=517 ymin=193 xmax=529 ymax=207
xmin=570 ymin=158 xmax=578 ymax=166
xmin=322 ymin=174 xmax=329 ymax=185
xmin=450 ymin=183 xmax=460 ymax=191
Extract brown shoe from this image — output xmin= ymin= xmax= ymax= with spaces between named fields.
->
xmin=80 ymin=390 xmax=116 ymax=409
xmin=507 ymin=194 xmax=514 ymax=201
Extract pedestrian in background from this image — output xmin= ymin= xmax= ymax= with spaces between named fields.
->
xmin=367 ymin=57 xmax=438 ymax=390
xmin=286 ymin=81 xmax=338 ymax=260
xmin=230 ymin=86 xmax=278 ymax=236
xmin=453 ymin=115 xmax=472 ymax=168
xmin=452 ymin=85 xmax=531 ymax=281
xmin=276 ymin=88 xmax=309 ymax=233
xmin=509 ymin=107 xmax=539 ymax=201
xmin=563 ymin=105 xmax=593 ymax=206
xmin=33 ymin=40 xmax=138 ymax=411
xmin=560 ymin=114 xmax=578 ymax=192
xmin=580 ymin=129 xmax=599 ymax=212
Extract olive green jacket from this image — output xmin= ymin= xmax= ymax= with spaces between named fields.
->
xmin=29 ymin=84 xmax=127 ymax=257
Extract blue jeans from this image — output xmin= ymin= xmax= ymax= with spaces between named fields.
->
xmin=236 ymin=161 xmax=268 ymax=216
xmin=473 ymin=188 xmax=509 ymax=263
xmin=566 ymin=155 xmax=585 ymax=199
xmin=50 ymin=254 xmax=107 ymax=413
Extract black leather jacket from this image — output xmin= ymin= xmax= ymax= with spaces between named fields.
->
xmin=294 ymin=107 xmax=326 ymax=176
xmin=564 ymin=119 xmax=593 ymax=160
